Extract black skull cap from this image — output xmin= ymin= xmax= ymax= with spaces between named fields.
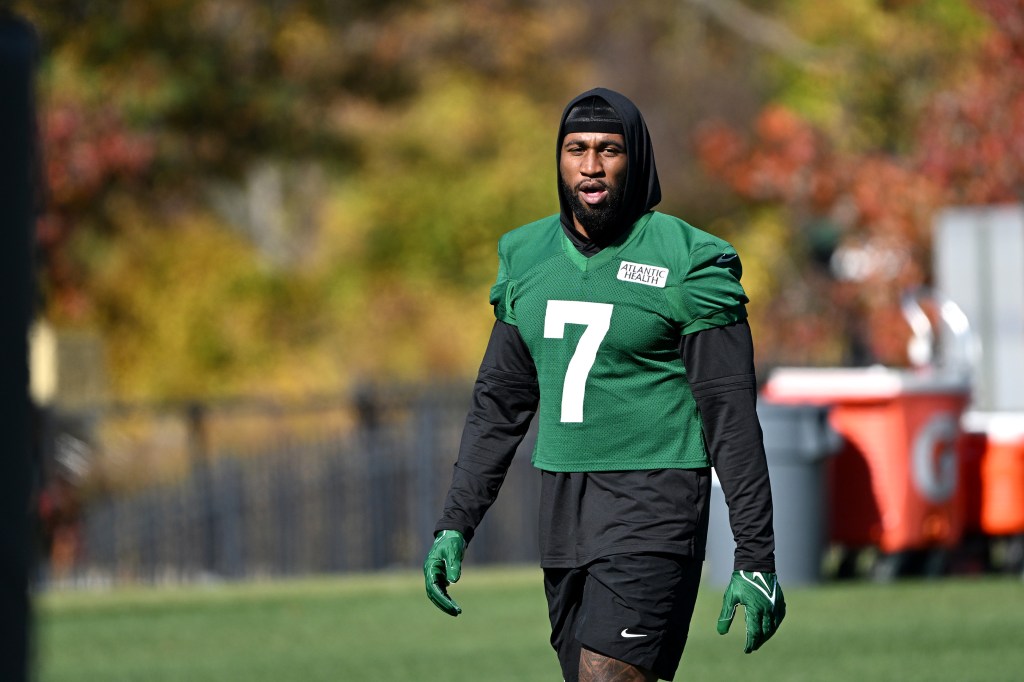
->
xmin=563 ymin=95 xmax=624 ymax=135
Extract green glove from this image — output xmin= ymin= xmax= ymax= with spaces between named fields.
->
xmin=717 ymin=571 xmax=786 ymax=653
xmin=424 ymin=530 xmax=466 ymax=617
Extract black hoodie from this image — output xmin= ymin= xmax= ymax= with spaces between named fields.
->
xmin=434 ymin=89 xmax=776 ymax=573
xmin=557 ymin=87 xmax=662 ymax=245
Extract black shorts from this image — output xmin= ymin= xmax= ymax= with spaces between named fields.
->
xmin=543 ymin=553 xmax=703 ymax=682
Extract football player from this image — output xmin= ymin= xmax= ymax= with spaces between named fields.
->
xmin=425 ymin=88 xmax=786 ymax=682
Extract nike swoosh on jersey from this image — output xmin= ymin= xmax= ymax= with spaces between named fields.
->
xmin=716 ymin=252 xmax=739 ymax=264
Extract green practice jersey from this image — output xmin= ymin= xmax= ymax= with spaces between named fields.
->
xmin=490 ymin=211 xmax=748 ymax=472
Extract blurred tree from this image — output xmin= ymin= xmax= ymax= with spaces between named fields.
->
xmin=917 ymin=0 xmax=1024 ymax=204
xmin=695 ymin=0 xmax=1017 ymax=371
xmin=24 ymin=0 xmax=419 ymax=320
xmin=771 ymin=0 xmax=987 ymax=153
xmin=18 ymin=0 xmax=1020 ymax=400
xmin=315 ymin=72 xmax=558 ymax=381
xmin=17 ymin=0 xmax=581 ymax=398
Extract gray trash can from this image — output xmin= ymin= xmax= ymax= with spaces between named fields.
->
xmin=706 ymin=401 xmax=840 ymax=587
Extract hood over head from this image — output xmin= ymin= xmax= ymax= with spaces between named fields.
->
xmin=557 ymin=87 xmax=661 ymax=240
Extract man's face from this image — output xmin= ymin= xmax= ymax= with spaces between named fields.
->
xmin=559 ymin=132 xmax=628 ymax=242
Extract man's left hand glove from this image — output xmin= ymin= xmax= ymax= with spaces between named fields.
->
xmin=717 ymin=571 xmax=786 ymax=653
xmin=424 ymin=530 xmax=466 ymax=617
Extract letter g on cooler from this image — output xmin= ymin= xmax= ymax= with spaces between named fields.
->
xmin=912 ymin=413 xmax=958 ymax=503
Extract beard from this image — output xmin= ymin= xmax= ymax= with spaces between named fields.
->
xmin=560 ymin=176 xmax=627 ymax=245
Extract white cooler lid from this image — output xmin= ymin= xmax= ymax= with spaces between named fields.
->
xmin=961 ymin=411 xmax=1024 ymax=441
xmin=765 ymin=366 xmax=972 ymax=401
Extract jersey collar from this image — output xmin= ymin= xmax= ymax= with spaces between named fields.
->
xmin=560 ymin=211 xmax=655 ymax=272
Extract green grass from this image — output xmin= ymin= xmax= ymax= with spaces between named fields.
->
xmin=34 ymin=568 xmax=1024 ymax=681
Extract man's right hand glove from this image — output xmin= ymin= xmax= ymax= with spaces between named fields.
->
xmin=424 ymin=530 xmax=466 ymax=617
xmin=717 ymin=570 xmax=786 ymax=653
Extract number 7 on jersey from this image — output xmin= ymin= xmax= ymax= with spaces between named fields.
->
xmin=543 ymin=300 xmax=614 ymax=423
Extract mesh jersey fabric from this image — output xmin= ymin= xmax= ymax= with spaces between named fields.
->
xmin=489 ymin=210 xmax=748 ymax=472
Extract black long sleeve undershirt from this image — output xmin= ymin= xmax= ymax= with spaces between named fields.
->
xmin=434 ymin=320 xmax=539 ymax=543
xmin=681 ymin=321 xmax=776 ymax=571
xmin=435 ymin=318 xmax=776 ymax=571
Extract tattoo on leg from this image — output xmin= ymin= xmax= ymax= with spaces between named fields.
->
xmin=579 ymin=647 xmax=657 ymax=682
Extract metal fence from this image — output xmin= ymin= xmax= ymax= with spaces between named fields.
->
xmin=36 ymin=384 xmax=541 ymax=586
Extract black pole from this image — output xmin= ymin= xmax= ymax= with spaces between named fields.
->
xmin=186 ymin=401 xmax=218 ymax=574
xmin=0 ymin=12 xmax=38 ymax=682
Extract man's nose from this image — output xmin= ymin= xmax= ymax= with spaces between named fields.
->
xmin=580 ymin=151 xmax=603 ymax=176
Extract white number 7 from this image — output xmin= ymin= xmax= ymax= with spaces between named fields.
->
xmin=543 ymin=300 xmax=614 ymax=423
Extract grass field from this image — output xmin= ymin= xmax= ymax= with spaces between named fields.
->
xmin=34 ymin=567 xmax=1024 ymax=681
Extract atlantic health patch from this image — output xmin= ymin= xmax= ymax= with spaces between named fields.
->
xmin=616 ymin=260 xmax=669 ymax=288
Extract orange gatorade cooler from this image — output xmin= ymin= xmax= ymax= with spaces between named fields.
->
xmin=964 ymin=413 xmax=1024 ymax=536
xmin=955 ymin=428 xmax=987 ymax=536
xmin=764 ymin=367 xmax=971 ymax=554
